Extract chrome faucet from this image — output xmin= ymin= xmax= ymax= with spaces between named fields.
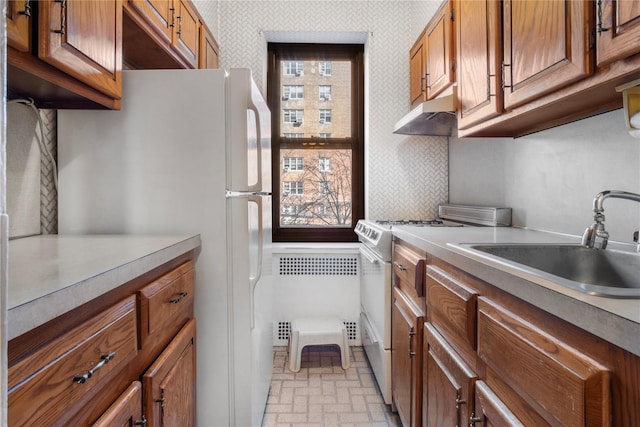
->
xmin=582 ymin=190 xmax=640 ymax=249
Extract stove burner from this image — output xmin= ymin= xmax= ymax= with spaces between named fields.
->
xmin=375 ymin=219 xmax=444 ymax=226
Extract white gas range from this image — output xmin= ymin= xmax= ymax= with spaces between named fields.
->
xmin=355 ymin=205 xmax=511 ymax=405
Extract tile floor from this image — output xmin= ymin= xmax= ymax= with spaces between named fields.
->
xmin=263 ymin=345 xmax=402 ymax=427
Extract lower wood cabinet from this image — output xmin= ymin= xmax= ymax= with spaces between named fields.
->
xmin=392 ymin=286 xmax=424 ymax=427
xmin=143 ymin=318 xmax=197 ymax=427
xmin=423 ymin=323 xmax=476 ymax=427
xmin=93 ymin=381 xmax=144 ymax=427
xmin=8 ymin=254 xmax=196 ymax=426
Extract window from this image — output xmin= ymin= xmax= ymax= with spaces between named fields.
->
xmin=319 ymin=157 xmax=331 ymax=172
xmin=319 ymin=109 xmax=332 ymax=124
xmin=283 ymin=157 xmax=304 ymax=172
xmin=283 ymin=181 xmax=304 ymax=195
xmin=319 ymin=61 xmax=332 ymax=76
xmin=268 ymin=43 xmax=364 ymax=242
xmin=284 ymin=61 xmax=304 ymax=76
xmin=283 ymin=85 xmax=304 ymax=100
xmin=283 ymin=109 xmax=304 ymax=125
xmin=319 ymin=85 xmax=331 ymax=101
xmin=319 ymin=181 xmax=331 ymax=194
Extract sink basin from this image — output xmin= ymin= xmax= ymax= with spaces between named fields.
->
xmin=453 ymin=243 xmax=640 ymax=298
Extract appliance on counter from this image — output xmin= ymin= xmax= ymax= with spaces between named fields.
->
xmin=355 ymin=204 xmax=511 ymax=405
xmin=57 ymin=69 xmax=272 ymax=427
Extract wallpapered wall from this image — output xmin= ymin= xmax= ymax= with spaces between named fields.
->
xmin=195 ymin=1 xmax=449 ymax=221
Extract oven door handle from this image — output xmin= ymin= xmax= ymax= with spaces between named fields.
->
xmin=360 ymin=244 xmax=383 ymax=264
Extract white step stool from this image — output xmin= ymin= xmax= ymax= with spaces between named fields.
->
xmin=288 ymin=317 xmax=351 ymax=372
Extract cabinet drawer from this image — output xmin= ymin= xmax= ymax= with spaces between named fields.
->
xmin=477 ymin=297 xmax=611 ymax=427
xmin=8 ymin=296 xmax=138 ymax=426
xmin=426 ymin=264 xmax=478 ymax=355
xmin=139 ymin=260 xmax=195 ymax=346
xmin=393 ymin=242 xmax=426 ymax=300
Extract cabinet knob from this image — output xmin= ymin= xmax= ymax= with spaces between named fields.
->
xmin=170 ymin=291 xmax=189 ymax=304
xmin=469 ymin=414 xmax=482 ymax=426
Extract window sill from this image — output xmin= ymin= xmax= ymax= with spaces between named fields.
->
xmin=272 ymin=242 xmax=360 ymax=255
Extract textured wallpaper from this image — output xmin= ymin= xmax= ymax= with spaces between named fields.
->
xmin=202 ymin=0 xmax=449 ymax=221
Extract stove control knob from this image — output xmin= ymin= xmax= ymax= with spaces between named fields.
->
xmin=371 ymin=230 xmax=378 ymax=239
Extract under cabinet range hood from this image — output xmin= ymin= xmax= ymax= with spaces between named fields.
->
xmin=393 ymin=94 xmax=457 ymax=136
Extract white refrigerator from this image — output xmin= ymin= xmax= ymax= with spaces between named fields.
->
xmin=57 ymin=69 xmax=273 ymax=427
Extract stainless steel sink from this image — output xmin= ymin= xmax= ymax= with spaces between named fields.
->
xmin=453 ymin=243 xmax=640 ymax=298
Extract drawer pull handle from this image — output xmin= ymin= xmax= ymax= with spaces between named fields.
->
xmin=394 ymin=262 xmax=407 ymax=272
xmin=135 ymin=416 xmax=147 ymax=426
xmin=73 ymin=352 xmax=116 ymax=384
xmin=170 ymin=291 xmax=189 ymax=304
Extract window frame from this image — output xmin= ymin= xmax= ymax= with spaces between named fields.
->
xmin=268 ymin=43 xmax=364 ymax=242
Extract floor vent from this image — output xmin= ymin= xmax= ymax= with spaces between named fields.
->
xmin=279 ymin=256 xmax=358 ymax=276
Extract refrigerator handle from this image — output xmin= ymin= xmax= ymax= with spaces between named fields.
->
xmin=249 ymin=195 xmax=264 ymax=329
xmin=247 ymin=100 xmax=263 ymax=192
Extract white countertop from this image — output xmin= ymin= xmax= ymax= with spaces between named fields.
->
xmin=8 ymin=234 xmax=201 ymax=340
xmin=392 ymin=226 xmax=640 ymax=356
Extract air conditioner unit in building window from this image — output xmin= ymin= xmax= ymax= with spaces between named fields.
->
xmin=293 ymin=121 xmax=302 ymax=127
xmin=282 ymin=96 xmax=289 ymax=101
xmin=295 ymin=72 xmax=302 ymax=77
xmin=321 ymin=95 xmax=330 ymax=101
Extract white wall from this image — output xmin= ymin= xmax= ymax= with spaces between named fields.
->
xmin=450 ymin=110 xmax=640 ymax=243
xmin=205 ymin=0 xmax=449 ymax=221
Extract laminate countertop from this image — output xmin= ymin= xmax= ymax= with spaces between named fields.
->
xmin=392 ymin=226 xmax=640 ymax=356
xmin=8 ymin=234 xmax=201 ymax=340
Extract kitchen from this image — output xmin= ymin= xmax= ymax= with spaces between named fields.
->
xmin=2 ymin=0 xmax=640 ymax=426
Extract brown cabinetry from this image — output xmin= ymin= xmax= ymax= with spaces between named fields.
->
xmin=124 ymin=0 xmax=207 ymax=69
xmin=6 ymin=0 xmax=31 ymax=52
xmin=8 ymin=255 xmax=197 ymax=426
xmin=409 ymin=0 xmax=455 ymax=108
xmin=143 ymin=319 xmax=197 ymax=427
xmin=502 ymin=0 xmax=593 ymax=110
xmin=7 ymin=0 xmax=123 ymax=109
xmin=199 ymin=24 xmax=220 ymax=69
xmin=596 ymin=0 xmax=640 ymax=66
xmin=392 ymin=287 xmax=424 ymax=427
xmin=424 ymin=0 xmax=455 ymax=100
xmin=456 ymin=0 xmax=502 ymax=129
xmin=417 ymin=253 xmax=640 ymax=426
xmin=392 ymin=240 xmax=426 ymax=302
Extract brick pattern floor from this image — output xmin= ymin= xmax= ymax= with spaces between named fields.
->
xmin=263 ymin=346 xmax=402 ymax=427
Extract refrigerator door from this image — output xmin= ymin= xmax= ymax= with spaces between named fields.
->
xmin=227 ymin=69 xmax=272 ymax=193
xmin=227 ymin=194 xmax=273 ymax=427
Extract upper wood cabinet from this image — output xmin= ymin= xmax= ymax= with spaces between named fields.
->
xmin=7 ymin=0 xmax=122 ymax=109
xmin=596 ymin=0 xmax=640 ymax=66
xmin=6 ymin=0 xmax=31 ymax=52
xmin=38 ymin=0 xmax=123 ymax=99
xmin=123 ymin=0 xmax=206 ymax=69
xmin=409 ymin=0 xmax=455 ymax=108
xmin=409 ymin=33 xmax=427 ymax=107
xmin=172 ymin=0 xmax=199 ymax=68
xmin=199 ymin=24 xmax=220 ymax=69
xmin=502 ymin=0 xmax=594 ymax=110
xmin=456 ymin=0 xmax=503 ymax=130
xmin=425 ymin=0 xmax=455 ymax=100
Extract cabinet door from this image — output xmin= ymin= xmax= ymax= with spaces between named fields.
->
xmin=596 ymin=0 xmax=640 ymax=66
xmin=127 ymin=0 xmax=173 ymax=44
xmin=423 ymin=323 xmax=476 ymax=427
xmin=143 ymin=318 xmax=197 ymax=427
xmin=392 ymin=287 xmax=424 ymax=427
xmin=7 ymin=0 xmax=31 ymax=52
xmin=477 ymin=297 xmax=611 ymax=426
xmin=456 ymin=0 xmax=502 ymax=129
xmin=409 ymin=34 xmax=427 ymax=107
xmin=93 ymin=381 xmax=144 ymax=427
xmin=38 ymin=0 xmax=122 ymax=99
xmin=470 ymin=381 xmax=525 ymax=427
xmin=199 ymin=25 xmax=219 ymax=69
xmin=502 ymin=0 xmax=593 ymax=110
xmin=425 ymin=0 xmax=455 ymax=100
xmin=172 ymin=0 xmax=199 ymax=68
